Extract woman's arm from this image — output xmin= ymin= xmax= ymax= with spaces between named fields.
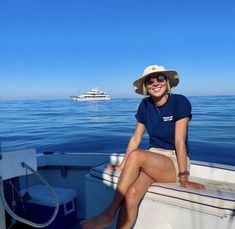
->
xmin=175 ymin=117 xmax=205 ymax=190
xmin=107 ymin=122 xmax=145 ymax=170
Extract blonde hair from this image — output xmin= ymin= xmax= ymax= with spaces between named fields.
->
xmin=142 ymin=78 xmax=172 ymax=97
xmin=166 ymin=79 xmax=172 ymax=94
xmin=142 ymin=84 xmax=148 ymax=97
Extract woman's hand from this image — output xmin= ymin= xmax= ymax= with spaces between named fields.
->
xmin=180 ymin=178 xmax=205 ymax=190
xmin=105 ymin=164 xmax=124 ymax=171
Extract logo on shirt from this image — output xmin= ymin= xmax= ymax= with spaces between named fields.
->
xmin=163 ymin=116 xmax=173 ymax=122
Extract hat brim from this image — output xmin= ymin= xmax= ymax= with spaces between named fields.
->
xmin=133 ymin=70 xmax=179 ymax=95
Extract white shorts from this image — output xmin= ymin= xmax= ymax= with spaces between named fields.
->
xmin=148 ymin=147 xmax=190 ymax=181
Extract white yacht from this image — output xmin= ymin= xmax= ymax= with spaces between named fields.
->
xmin=71 ymin=88 xmax=111 ymax=101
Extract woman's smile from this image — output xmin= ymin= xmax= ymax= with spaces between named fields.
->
xmin=147 ymin=81 xmax=167 ymax=97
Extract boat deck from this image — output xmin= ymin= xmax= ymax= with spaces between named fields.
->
xmin=8 ymin=218 xmax=83 ymax=229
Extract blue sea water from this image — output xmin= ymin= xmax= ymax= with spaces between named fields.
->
xmin=0 ymin=96 xmax=235 ymax=166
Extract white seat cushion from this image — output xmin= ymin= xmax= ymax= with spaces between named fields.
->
xmin=90 ymin=163 xmax=235 ymax=217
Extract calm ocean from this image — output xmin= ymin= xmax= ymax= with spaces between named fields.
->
xmin=0 ymin=96 xmax=235 ymax=166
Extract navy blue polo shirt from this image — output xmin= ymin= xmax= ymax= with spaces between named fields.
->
xmin=135 ymin=94 xmax=192 ymax=153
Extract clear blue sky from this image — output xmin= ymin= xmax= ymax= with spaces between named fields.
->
xmin=0 ymin=0 xmax=235 ymax=99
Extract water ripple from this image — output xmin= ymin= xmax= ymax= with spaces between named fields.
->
xmin=0 ymin=96 xmax=234 ymax=165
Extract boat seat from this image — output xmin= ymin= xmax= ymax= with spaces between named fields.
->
xmin=89 ymin=163 xmax=235 ymax=217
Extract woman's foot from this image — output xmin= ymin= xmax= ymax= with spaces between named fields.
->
xmin=80 ymin=213 xmax=113 ymax=229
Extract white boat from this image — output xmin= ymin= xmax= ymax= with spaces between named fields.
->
xmin=71 ymin=88 xmax=111 ymax=101
xmin=0 ymin=149 xmax=235 ymax=229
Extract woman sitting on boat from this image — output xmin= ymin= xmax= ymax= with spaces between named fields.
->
xmin=81 ymin=65 xmax=205 ymax=229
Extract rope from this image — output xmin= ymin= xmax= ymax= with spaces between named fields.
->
xmin=0 ymin=162 xmax=59 ymax=228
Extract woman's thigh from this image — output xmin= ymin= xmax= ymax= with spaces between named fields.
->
xmin=135 ymin=149 xmax=177 ymax=183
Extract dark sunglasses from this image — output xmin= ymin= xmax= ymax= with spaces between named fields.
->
xmin=145 ymin=75 xmax=167 ymax=85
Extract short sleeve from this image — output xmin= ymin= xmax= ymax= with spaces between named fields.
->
xmin=174 ymin=95 xmax=192 ymax=121
xmin=135 ymin=99 xmax=146 ymax=124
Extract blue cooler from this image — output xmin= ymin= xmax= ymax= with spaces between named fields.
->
xmin=20 ymin=185 xmax=77 ymax=229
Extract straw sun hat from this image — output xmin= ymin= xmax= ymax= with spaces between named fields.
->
xmin=133 ymin=65 xmax=179 ymax=95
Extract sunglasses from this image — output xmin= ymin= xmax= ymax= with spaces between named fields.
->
xmin=145 ymin=75 xmax=167 ymax=85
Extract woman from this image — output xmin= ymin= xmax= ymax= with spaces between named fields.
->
xmin=81 ymin=65 xmax=205 ymax=229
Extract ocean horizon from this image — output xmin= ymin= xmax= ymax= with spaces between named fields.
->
xmin=0 ymin=95 xmax=235 ymax=166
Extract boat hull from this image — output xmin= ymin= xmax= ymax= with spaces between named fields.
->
xmin=71 ymin=97 xmax=111 ymax=101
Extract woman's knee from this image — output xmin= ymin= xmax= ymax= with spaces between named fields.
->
xmin=126 ymin=149 xmax=143 ymax=165
xmin=124 ymin=187 xmax=140 ymax=209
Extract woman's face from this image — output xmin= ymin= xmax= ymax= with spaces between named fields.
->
xmin=145 ymin=74 xmax=168 ymax=98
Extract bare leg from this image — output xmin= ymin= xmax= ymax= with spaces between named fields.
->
xmin=116 ymin=171 xmax=154 ymax=229
xmin=80 ymin=149 xmax=176 ymax=229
